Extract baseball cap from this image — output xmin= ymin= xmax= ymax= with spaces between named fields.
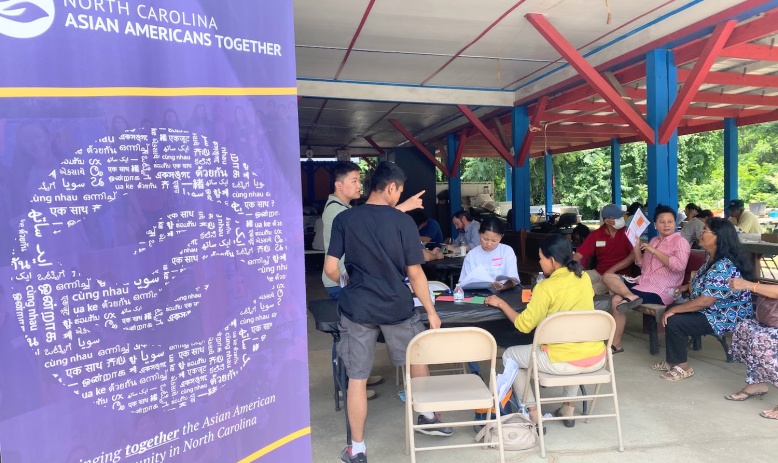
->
xmin=727 ymin=199 xmax=744 ymax=210
xmin=601 ymin=204 xmax=623 ymax=219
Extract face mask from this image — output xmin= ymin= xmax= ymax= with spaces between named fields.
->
xmin=612 ymin=218 xmax=626 ymax=229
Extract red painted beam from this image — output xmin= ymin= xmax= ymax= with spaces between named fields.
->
xmin=515 ymin=2 xmax=778 ymax=108
xmin=421 ymin=0 xmax=529 ymax=85
xmin=682 ymin=69 xmax=778 ymax=88
xmin=624 ymin=87 xmax=778 ymax=108
xmin=659 ymin=21 xmax=737 ymax=144
xmin=334 ymin=0 xmax=376 ymax=80
xmin=526 ymin=13 xmax=655 ymax=144
xmin=544 ymin=113 xmax=628 ymax=125
xmin=451 ymin=130 xmax=468 ymax=176
xmin=720 ymin=43 xmax=778 ymax=61
xmin=363 ymin=136 xmax=385 ymax=154
xmin=456 ymin=105 xmax=514 ymax=166
xmin=388 ymin=119 xmax=449 ymax=177
xmin=517 ymin=95 xmax=549 ymax=167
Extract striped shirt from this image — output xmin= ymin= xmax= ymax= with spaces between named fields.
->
xmin=634 ymin=232 xmax=691 ymax=304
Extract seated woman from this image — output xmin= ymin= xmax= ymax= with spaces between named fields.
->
xmin=603 ymin=205 xmax=691 ymax=353
xmin=725 ymin=277 xmax=778 ymax=420
xmin=458 ymin=216 xmax=519 ymax=292
xmin=654 ymin=218 xmax=753 ymax=380
xmin=485 ymin=235 xmax=605 ymax=428
xmin=681 ymin=208 xmax=713 ymax=248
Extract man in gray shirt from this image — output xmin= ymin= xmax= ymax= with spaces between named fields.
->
xmin=446 ymin=210 xmax=480 ymax=253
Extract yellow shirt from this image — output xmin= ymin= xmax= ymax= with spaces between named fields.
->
xmin=729 ymin=210 xmax=762 ymax=234
xmin=514 ymin=267 xmax=605 ymax=363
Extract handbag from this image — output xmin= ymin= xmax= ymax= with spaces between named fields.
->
xmin=755 ymin=294 xmax=778 ymax=328
xmin=474 ymin=412 xmax=538 ymax=451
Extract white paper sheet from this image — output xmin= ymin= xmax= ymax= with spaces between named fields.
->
xmin=458 ymin=265 xmax=512 ymax=290
xmin=625 ymin=208 xmax=649 ymax=245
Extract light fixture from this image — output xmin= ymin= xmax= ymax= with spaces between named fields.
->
xmin=336 ymin=148 xmax=350 ymax=161
xmin=305 ymin=146 xmax=313 ymax=159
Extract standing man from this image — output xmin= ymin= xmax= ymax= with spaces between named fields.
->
xmin=326 ymin=162 xmax=451 ymax=463
xmin=321 ymin=161 xmax=425 ymax=396
xmin=727 ymin=199 xmax=763 ymax=234
xmin=446 ymin=210 xmax=480 ymax=253
xmin=573 ymin=204 xmax=634 ymax=295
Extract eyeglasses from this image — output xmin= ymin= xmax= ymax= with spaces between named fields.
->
xmin=701 ymin=229 xmax=716 ymax=236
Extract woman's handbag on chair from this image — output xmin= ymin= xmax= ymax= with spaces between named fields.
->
xmin=474 ymin=413 xmax=538 ymax=451
xmin=755 ymin=294 xmax=778 ymax=328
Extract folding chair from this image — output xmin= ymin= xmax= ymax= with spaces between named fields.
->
xmin=405 ymin=327 xmax=505 ymax=463
xmin=524 ymin=311 xmax=624 ymax=457
xmin=396 ymin=281 xmax=465 ymax=386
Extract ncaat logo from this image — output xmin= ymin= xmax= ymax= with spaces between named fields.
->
xmin=0 ymin=0 xmax=55 ymax=38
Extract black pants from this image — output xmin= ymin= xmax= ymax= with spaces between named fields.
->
xmin=665 ymin=311 xmax=714 ymax=364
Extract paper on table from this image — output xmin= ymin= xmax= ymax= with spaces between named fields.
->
xmin=458 ymin=265 xmax=512 ymax=290
xmin=435 ymin=295 xmax=472 ymax=302
xmin=466 ymin=296 xmax=485 ymax=305
xmin=625 ymin=208 xmax=649 ymax=245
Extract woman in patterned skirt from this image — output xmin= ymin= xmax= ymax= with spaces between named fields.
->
xmin=653 ymin=218 xmax=754 ymax=380
xmin=725 ymin=277 xmax=778 ymax=419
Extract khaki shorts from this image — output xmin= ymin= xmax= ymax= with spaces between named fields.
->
xmin=585 ymin=270 xmax=609 ymax=295
xmin=337 ymin=312 xmax=425 ymax=380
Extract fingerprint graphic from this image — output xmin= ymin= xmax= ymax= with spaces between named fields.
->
xmin=10 ymin=128 xmax=287 ymax=412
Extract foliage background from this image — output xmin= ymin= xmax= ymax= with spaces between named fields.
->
xmin=438 ymin=122 xmax=778 ymax=220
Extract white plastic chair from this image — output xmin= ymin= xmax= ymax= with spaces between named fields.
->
xmin=523 ymin=311 xmax=624 ymax=457
xmin=405 ymin=327 xmax=505 ymax=463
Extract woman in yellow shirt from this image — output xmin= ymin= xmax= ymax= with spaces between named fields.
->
xmin=485 ymin=234 xmax=606 ymax=428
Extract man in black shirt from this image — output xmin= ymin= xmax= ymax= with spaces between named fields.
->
xmin=326 ymin=162 xmax=449 ymax=463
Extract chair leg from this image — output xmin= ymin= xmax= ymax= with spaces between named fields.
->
xmin=691 ymin=335 xmax=703 ymax=351
xmin=331 ymin=335 xmax=342 ymax=412
xmin=585 ymin=384 xmax=602 ymax=423
xmin=716 ymin=335 xmax=733 ymax=362
xmin=645 ymin=314 xmax=660 ymax=355
xmin=580 ymin=385 xmax=588 ymax=416
xmin=335 ymin=355 xmax=351 ymax=445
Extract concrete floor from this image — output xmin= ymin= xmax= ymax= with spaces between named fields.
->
xmin=304 ymin=268 xmax=778 ymax=462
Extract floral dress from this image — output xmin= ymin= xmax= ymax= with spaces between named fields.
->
xmin=730 ymin=318 xmax=778 ymax=387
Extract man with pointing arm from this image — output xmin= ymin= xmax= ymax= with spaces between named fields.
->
xmin=325 ymin=161 xmax=450 ymax=463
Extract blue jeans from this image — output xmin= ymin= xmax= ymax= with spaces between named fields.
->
xmin=326 ymin=286 xmax=341 ymax=300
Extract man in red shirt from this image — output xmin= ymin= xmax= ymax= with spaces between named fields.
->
xmin=573 ymin=204 xmax=634 ymax=294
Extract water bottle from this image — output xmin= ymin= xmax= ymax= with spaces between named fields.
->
xmin=453 ymin=285 xmax=465 ymax=303
xmin=536 ymin=272 xmax=545 ymax=285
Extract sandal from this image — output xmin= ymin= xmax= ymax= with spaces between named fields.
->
xmin=651 ymin=360 xmax=671 ymax=371
xmin=660 ymin=365 xmax=694 ymax=381
xmin=759 ymin=406 xmax=778 ymax=420
xmin=725 ymin=388 xmax=768 ymax=401
xmin=615 ymin=296 xmax=644 ymax=313
xmin=611 ymin=345 xmax=624 ymax=354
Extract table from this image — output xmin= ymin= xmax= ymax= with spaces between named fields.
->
xmin=422 ymin=255 xmax=465 ymax=289
xmin=740 ymin=241 xmax=778 ymax=280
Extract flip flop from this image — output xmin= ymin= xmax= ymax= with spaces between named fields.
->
xmin=759 ymin=406 xmax=778 ymax=420
xmin=724 ymin=388 xmax=768 ymax=401
xmin=611 ymin=345 xmax=624 ymax=354
xmin=615 ymin=296 xmax=643 ymax=313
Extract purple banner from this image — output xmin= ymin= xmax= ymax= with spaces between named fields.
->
xmin=0 ymin=2 xmax=310 ymax=463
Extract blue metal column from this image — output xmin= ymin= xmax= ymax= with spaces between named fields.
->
xmin=611 ymin=138 xmax=622 ymax=206
xmin=724 ymin=117 xmax=738 ymax=216
xmin=646 ymin=48 xmax=678 ymax=236
xmin=511 ymin=106 xmax=531 ymax=231
xmin=447 ymin=133 xmax=463 ymax=233
xmin=504 ymin=162 xmax=513 ymax=200
xmin=544 ymin=150 xmax=553 ymax=218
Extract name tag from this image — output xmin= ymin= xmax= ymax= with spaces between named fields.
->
xmin=596 ymin=240 xmax=606 ymax=248
xmin=491 ymin=257 xmax=503 ymax=267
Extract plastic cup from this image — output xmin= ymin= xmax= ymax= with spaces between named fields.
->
xmin=522 ymin=289 xmax=532 ymax=303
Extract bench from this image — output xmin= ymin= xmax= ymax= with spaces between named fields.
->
xmin=633 ymin=249 xmax=732 ymax=361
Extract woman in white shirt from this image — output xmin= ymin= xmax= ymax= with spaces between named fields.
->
xmin=458 ymin=216 xmax=520 ymax=291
